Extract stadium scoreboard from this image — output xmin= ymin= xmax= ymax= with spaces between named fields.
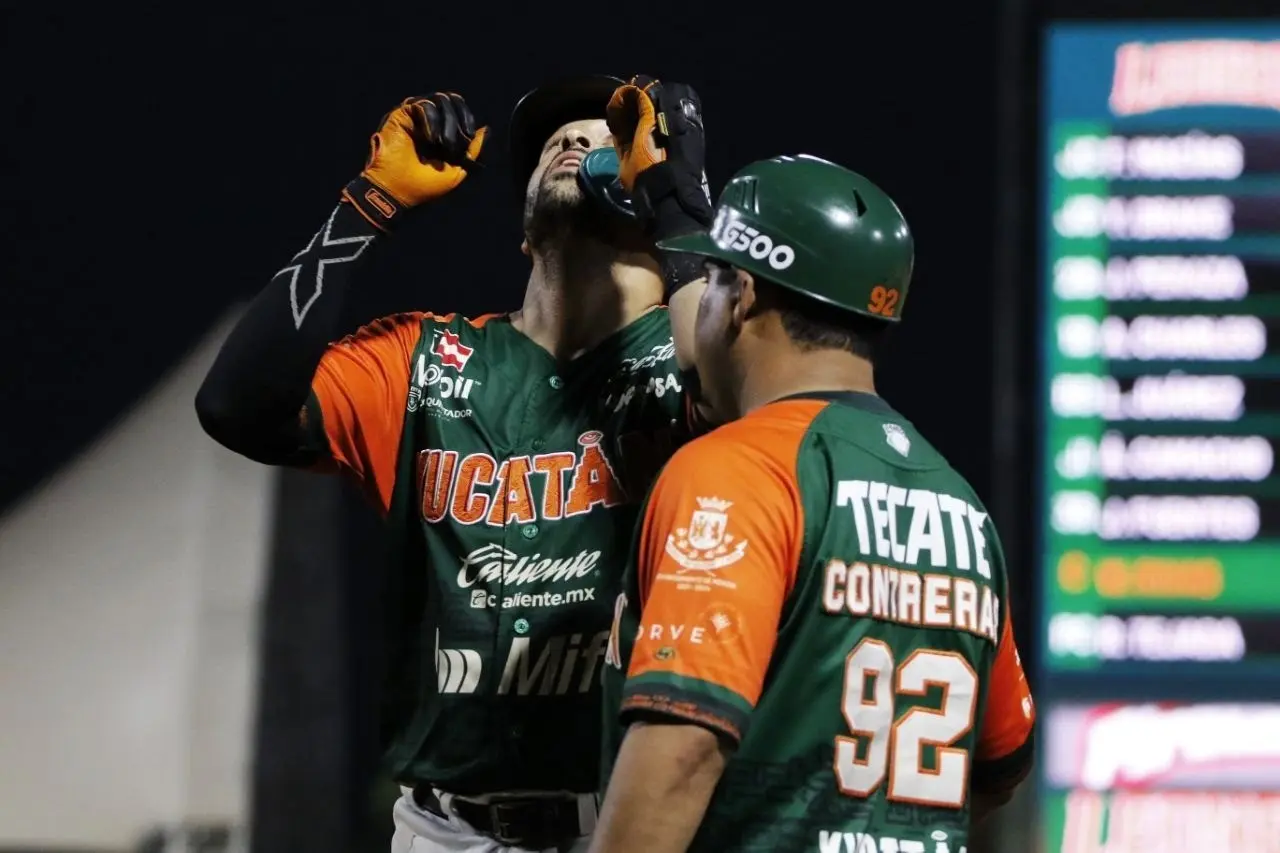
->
xmin=1038 ymin=22 xmax=1280 ymax=853
xmin=1043 ymin=25 xmax=1280 ymax=675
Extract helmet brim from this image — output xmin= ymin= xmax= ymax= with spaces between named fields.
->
xmin=655 ymin=231 xmax=719 ymax=258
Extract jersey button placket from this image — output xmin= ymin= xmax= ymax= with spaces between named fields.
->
xmin=521 ymin=523 xmax=539 ymax=540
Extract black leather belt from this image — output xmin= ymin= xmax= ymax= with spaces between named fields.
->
xmin=412 ymin=784 xmax=584 ymax=849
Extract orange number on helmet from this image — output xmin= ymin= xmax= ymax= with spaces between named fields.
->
xmin=867 ymin=286 xmax=900 ymax=317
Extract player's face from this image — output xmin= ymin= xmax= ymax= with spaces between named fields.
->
xmin=525 ymin=118 xmax=612 ymax=214
xmin=523 ymin=117 xmax=642 ymax=250
xmin=693 ymin=262 xmax=752 ymax=420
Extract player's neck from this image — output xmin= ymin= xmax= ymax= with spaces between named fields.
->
xmin=514 ymin=243 xmax=664 ymax=361
xmin=736 ymin=350 xmax=878 ymax=416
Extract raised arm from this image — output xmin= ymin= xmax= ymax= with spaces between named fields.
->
xmin=195 ymin=93 xmax=486 ymax=466
xmin=607 ymin=75 xmax=716 ymax=426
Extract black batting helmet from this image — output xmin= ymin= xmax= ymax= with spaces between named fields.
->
xmin=508 ymin=74 xmax=623 ymax=199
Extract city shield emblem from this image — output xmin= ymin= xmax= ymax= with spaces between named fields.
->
xmin=687 ymin=498 xmax=730 ymax=550
xmin=665 ymin=496 xmax=750 ymax=573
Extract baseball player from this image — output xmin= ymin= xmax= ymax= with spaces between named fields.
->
xmin=592 ymin=155 xmax=1036 ymax=853
xmin=195 ymin=75 xmax=715 ymax=852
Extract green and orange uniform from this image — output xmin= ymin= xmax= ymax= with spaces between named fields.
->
xmin=194 ymin=80 xmax=717 ymax=849
xmin=310 ymin=308 xmax=691 ymax=792
xmin=602 ymin=393 xmax=1035 ymax=853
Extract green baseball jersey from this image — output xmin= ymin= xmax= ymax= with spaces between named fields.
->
xmin=601 ymin=392 xmax=1035 ymax=852
xmin=308 ymin=307 xmax=689 ymax=793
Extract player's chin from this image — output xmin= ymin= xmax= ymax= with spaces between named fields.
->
xmin=538 ymin=172 xmax=584 ymax=201
xmin=530 ymin=182 xmax=589 ymax=219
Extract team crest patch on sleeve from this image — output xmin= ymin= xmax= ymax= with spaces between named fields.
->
xmin=883 ymin=423 xmax=911 ymax=457
xmin=665 ymin=496 xmax=749 ymax=572
xmin=434 ymin=329 xmax=474 ymax=371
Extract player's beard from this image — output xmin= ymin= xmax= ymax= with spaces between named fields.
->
xmin=523 ymin=172 xmax=643 ymax=253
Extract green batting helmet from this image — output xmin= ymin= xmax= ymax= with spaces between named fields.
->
xmin=658 ymin=155 xmax=914 ymax=321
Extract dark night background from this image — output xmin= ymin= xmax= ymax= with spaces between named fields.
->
xmin=1 ymin=6 xmax=1013 ymax=514
xmin=3 ymin=3 xmax=1270 ymax=852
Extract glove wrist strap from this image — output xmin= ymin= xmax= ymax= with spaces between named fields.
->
xmin=660 ymin=252 xmax=706 ymax=299
xmin=341 ymin=175 xmax=408 ymax=233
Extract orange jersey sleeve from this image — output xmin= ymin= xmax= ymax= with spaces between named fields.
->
xmin=310 ymin=312 xmax=426 ymax=514
xmin=976 ymin=602 xmax=1036 ymax=764
xmin=621 ymin=400 xmax=825 ymax=743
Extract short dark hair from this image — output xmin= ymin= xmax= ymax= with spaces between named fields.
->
xmin=764 ymin=279 xmax=890 ymax=362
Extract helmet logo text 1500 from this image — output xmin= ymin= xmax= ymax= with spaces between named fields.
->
xmin=710 ymin=208 xmax=795 ymax=271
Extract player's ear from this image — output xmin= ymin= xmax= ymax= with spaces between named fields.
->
xmin=731 ymin=268 xmax=757 ymax=331
xmin=520 ymin=238 xmax=530 ymax=257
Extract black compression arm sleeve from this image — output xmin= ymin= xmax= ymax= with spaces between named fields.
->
xmin=195 ymin=202 xmax=380 ymax=465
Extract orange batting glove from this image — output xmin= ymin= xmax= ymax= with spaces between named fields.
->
xmin=342 ymin=92 xmax=487 ymax=232
xmin=607 ymin=75 xmax=666 ymax=191
xmin=607 ymin=74 xmax=713 ymax=234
